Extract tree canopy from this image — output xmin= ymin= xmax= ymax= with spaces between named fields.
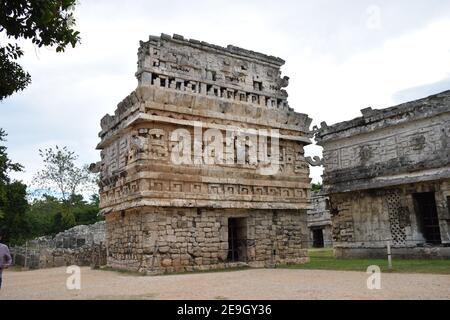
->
xmin=0 ymin=0 xmax=80 ymax=100
xmin=27 ymin=193 xmax=102 ymax=238
xmin=0 ymin=128 xmax=28 ymax=244
xmin=29 ymin=145 xmax=100 ymax=239
xmin=34 ymin=146 xmax=96 ymax=201
xmin=311 ymin=182 xmax=322 ymax=192
xmin=0 ymin=129 xmax=102 ymax=245
xmin=0 ymin=128 xmax=23 ymax=184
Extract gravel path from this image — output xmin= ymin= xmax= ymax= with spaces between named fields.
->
xmin=1 ymin=267 xmax=449 ymax=300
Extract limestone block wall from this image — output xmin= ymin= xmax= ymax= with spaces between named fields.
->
xmin=93 ymin=34 xmax=312 ymax=272
xmin=315 ymin=91 xmax=450 ymax=258
xmin=316 ymin=91 xmax=450 ymax=193
xmin=11 ymin=221 xmax=107 ymax=269
xmin=105 ymin=208 xmax=308 ymax=274
xmin=330 ymin=180 xmax=450 ymax=254
xmin=307 ymin=192 xmax=332 ymax=247
xmin=136 ymin=33 xmax=292 ymax=111
xmin=94 ymin=35 xmax=312 ymax=216
xmin=97 ymin=117 xmax=311 ymax=212
xmin=321 ymin=114 xmax=449 ymax=173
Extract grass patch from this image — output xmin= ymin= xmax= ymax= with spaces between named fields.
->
xmin=281 ymin=248 xmax=450 ymax=274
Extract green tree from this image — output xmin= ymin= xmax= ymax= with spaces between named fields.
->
xmin=0 ymin=128 xmax=22 ymax=186
xmin=71 ymin=194 xmax=101 ymax=225
xmin=26 ymin=194 xmax=61 ymax=237
xmin=2 ymin=181 xmax=29 ymax=244
xmin=34 ymin=146 xmax=96 ymax=201
xmin=0 ymin=0 xmax=80 ymax=100
xmin=0 ymin=129 xmax=28 ymax=244
xmin=311 ymin=182 xmax=322 ymax=192
xmin=31 ymin=146 xmax=100 ymax=236
xmin=51 ymin=210 xmax=75 ymax=234
xmin=26 ymin=194 xmax=77 ymax=236
xmin=26 ymin=193 xmax=102 ymax=237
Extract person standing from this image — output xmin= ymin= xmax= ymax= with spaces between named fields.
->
xmin=0 ymin=233 xmax=13 ymax=289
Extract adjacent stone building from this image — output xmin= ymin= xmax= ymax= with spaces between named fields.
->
xmin=92 ymin=34 xmax=312 ymax=273
xmin=307 ymin=191 xmax=332 ymax=248
xmin=316 ymin=91 xmax=450 ymax=258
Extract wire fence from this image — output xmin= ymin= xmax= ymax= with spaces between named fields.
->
xmin=10 ymin=239 xmax=107 ymax=269
xmin=7 ymin=228 xmax=449 ymax=272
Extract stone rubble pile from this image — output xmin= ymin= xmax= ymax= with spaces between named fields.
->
xmin=11 ymin=221 xmax=106 ymax=269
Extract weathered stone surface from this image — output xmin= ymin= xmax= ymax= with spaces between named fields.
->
xmin=11 ymin=221 xmax=106 ymax=269
xmin=316 ymin=91 xmax=450 ymax=193
xmin=316 ymin=91 xmax=450 ymax=257
xmin=307 ymin=191 xmax=332 ymax=247
xmin=93 ymin=34 xmax=312 ymax=273
xmin=105 ymin=208 xmax=309 ymax=273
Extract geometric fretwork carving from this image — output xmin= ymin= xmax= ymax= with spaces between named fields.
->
xmin=386 ymin=192 xmax=407 ymax=245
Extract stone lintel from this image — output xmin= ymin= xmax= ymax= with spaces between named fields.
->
xmin=100 ymin=200 xmax=309 ymax=215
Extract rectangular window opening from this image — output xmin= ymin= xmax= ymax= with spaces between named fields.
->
xmin=253 ymin=81 xmax=262 ymax=91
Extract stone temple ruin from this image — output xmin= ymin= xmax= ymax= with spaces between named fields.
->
xmin=92 ymin=34 xmax=312 ymax=273
xmin=11 ymin=221 xmax=106 ymax=269
xmin=307 ymin=191 xmax=332 ymax=248
xmin=316 ymin=91 xmax=450 ymax=258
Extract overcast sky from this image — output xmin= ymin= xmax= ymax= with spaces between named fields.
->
xmin=1 ymin=0 xmax=450 ymax=187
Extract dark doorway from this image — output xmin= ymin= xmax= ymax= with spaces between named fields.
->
xmin=227 ymin=218 xmax=247 ymax=262
xmin=413 ymin=192 xmax=441 ymax=244
xmin=312 ymin=228 xmax=324 ymax=248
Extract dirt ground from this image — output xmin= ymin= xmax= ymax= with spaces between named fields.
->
xmin=1 ymin=267 xmax=449 ymax=300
